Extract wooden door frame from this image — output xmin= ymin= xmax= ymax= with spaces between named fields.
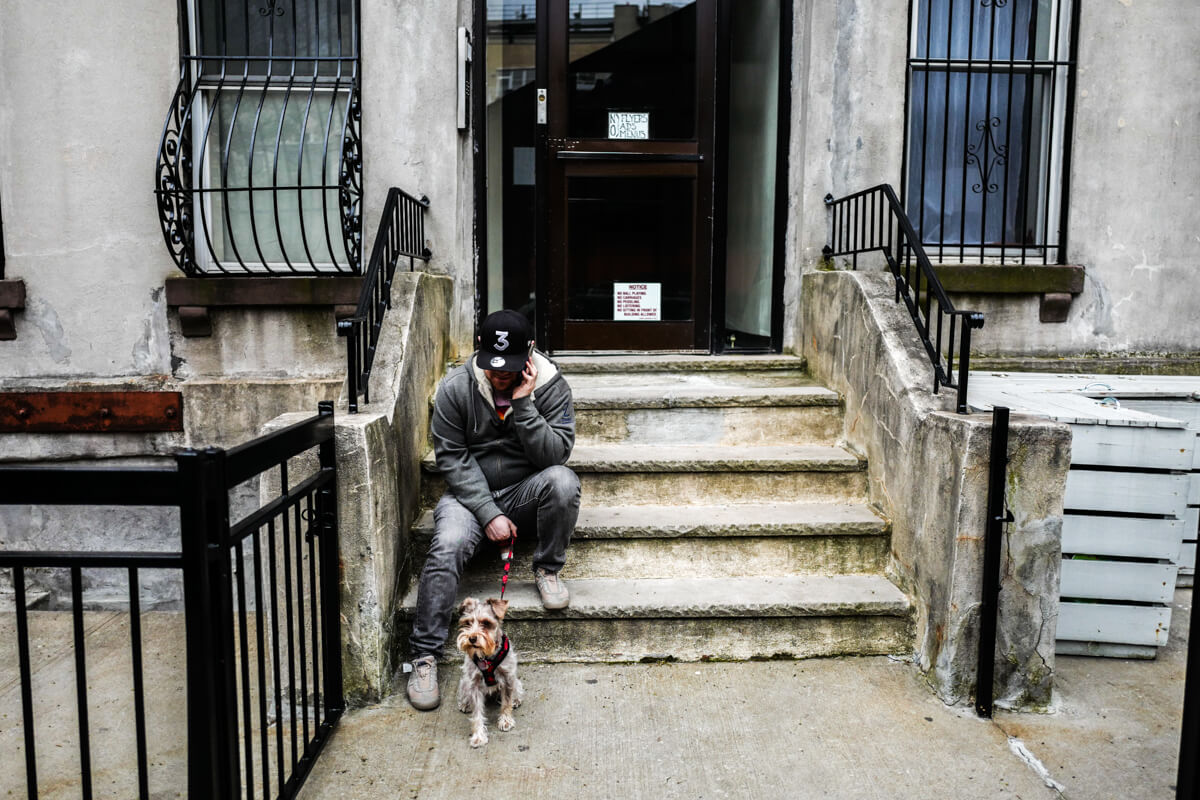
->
xmin=539 ymin=0 xmax=717 ymax=353
xmin=473 ymin=0 xmax=792 ymax=354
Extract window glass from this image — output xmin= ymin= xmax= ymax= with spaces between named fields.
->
xmin=203 ymin=90 xmax=351 ymax=267
xmin=567 ymin=1 xmax=697 ymax=140
xmin=566 ymin=176 xmax=694 ymax=321
xmin=196 ymin=0 xmax=356 ymax=77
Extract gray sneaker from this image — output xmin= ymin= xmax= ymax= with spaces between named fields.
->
xmin=534 ymin=568 xmax=570 ymax=609
xmin=406 ymin=655 xmax=440 ymax=710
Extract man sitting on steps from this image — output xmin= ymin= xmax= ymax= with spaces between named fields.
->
xmin=407 ymin=309 xmax=581 ymax=711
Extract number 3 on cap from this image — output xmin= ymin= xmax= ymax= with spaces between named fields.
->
xmin=495 ymin=330 xmax=509 ymax=351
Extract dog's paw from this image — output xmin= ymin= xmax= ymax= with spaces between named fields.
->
xmin=469 ymin=729 xmax=489 ymax=748
xmin=498 ymin=714 xmax=515 ymax=732
xmin=457 ymin=696 xmax=473 ymax=713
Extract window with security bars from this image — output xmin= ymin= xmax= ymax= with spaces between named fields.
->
xmin=903 ymin=0 xmax=1077 ymax=264
xmin=156 ymin=0 xmax=362 ymax=275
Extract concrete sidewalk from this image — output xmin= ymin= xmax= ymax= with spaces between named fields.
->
xmin=298 ymin=591 xmax=1190 ymax=799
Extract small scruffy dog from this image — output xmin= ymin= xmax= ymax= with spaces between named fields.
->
xmin=455 ymin=596 xmax=523 ymax=747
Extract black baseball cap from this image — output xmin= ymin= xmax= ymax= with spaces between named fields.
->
xmin=476 ymin=310 xmax=534 ymax=372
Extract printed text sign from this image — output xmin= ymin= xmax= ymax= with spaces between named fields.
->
xmin=613 ymin=283 xmax=661 ymax=321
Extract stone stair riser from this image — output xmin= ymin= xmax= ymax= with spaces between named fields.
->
xmin=576 ymin=471 xmax=869 ymax=506
xmin=396 ymin=615 xmax=912 ymax=663
xmin=421 ymin=470 xmax=869 ymax=510
xmin=409 ymin=535 xmax=890 ymax=579
xmin=576 ymin=406 xmax=843 ymax=446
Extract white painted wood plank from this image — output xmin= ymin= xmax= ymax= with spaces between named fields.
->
xmin=1181 ymin=543 xmax=1197 ymax=571
xmin=1065 ymin=470 xmax=1189 ymax=516
xmin=1121 ymin=400 xmax=1200 ymax=429
xmin=1057 ymin=602 xmax=1172 ymax=647
xmin=1069 ymin=424 xmax=1193 ymax=469
xmin=1061 ymin=514 xmax=1183 ymax=560
xmin=1189 ymin=507 xmax=1200 ymax=535
xmin=1060 ymin=559 xmax=1177 ymax=604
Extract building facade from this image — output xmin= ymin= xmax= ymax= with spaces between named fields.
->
xmin=1 ymin=0 xmax=1198 ymax=702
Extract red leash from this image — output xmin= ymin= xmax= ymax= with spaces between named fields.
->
xmin=499 ymin=538 xmax=513 ymax=599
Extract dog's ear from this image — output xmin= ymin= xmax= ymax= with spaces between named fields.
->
xmin=459 ymin=597 xmax=479 ymax=616
xmin=486 ymin=597 xmax=509 ymax=621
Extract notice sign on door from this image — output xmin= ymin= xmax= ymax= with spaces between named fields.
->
xmin=613 ymin=282 xmax=661 ymax=321
xmin=608 ymin=111 xmax=649 ymax=140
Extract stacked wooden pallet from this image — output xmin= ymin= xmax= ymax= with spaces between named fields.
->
xmin=970 ymin=373 xmax=1200 ymax=659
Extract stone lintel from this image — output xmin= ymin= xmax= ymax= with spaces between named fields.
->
xmin=166 ymin=275 xmax=364 ymax=337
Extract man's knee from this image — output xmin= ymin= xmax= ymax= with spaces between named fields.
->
xmin=540 ymin=465 xmax=580 ymax=505
xmin=428 ymin=497 xmax=481 ymax=566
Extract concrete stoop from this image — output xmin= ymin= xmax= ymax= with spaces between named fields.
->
xmin=398 ymin=355 xmax=913 ymax=663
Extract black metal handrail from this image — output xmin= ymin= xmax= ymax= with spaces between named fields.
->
xmin=337 ymin=188 xmax=431 ymax=413
xmin=0 ymin=403 xmax=343 ymax=800
xmin=824 ymin=184 xmax=985 ymax=414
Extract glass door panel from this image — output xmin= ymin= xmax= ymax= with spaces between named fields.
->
xmin=566 ymin=1 xmax=697 ymax=140
xmin=566 ymin=175 xmax=695 ymax=320
xmin=484 ymin=1 xmax=538 ymax=317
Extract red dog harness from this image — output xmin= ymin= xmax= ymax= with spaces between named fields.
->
xmin=472 ymin=634 xmax=511 ymax=686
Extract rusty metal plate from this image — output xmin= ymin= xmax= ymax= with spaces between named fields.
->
xmin=0 ymin=392 xmax=184 ymax=433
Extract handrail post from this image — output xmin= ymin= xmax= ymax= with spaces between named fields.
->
xmin=976 ymin=406 xmax=1012 ymax=718
xmin=178 ymin=447 xmax=239 ymax=799
xmin=1178 ymin=578 xmax=1200 ymax=797
xmin=957 ymin=313 xmax=984 ymax=414
xmin=316 ymin=401 xmax=345 ymax=714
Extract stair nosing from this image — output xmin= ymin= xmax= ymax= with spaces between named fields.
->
xmin=412 ymin=503 xmax=889 ymax=539
xmin=400 ymin=575 xmax=911 ymax=620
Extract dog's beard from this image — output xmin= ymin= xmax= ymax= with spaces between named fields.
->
xmin=456 ymin=626 xmax=498 ymax=659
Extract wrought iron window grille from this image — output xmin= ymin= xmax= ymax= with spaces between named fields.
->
xmin=156 ymin=0 xmax=363 ymax=276
xmin=901 ymin=0 xmax=1079 ymax=266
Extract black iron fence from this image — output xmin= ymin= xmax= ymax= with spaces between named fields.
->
xmin=155 ymin=0 xmax=363 ymax=276
xmin=824 ymin=184 xmax=985 ymax=414
xmin=902 ymin=0 xmax=1079 ymax=264
xmin=338 ymin=187 xmax=432 ymax=413
xmin=0 ymin=404 xmax=342 ymax=799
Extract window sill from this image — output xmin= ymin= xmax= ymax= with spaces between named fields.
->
xmin=0 ymin=279 xmax=27 ymax=341
xmin=165 ymin=275 xmax=363 ymax=337
xmin=932 ymin=264 xmax=1084 ymax=323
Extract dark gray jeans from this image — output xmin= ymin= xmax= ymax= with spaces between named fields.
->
xmin=409 ymin=464 xmax=580 ymax=658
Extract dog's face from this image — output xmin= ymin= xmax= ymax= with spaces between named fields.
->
xmin=455 ymin=597 xmax=508 ymax=659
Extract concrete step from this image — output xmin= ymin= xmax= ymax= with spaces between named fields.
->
xmin=397 ymin=574 xmax=912 ymax=662
xmin=421 ymin=444 xmax=869 ymax=508
xmin=570 ymin=373 xmax=842 ymax=445
xmin=410 ymin=502 xmax=890 ymax=578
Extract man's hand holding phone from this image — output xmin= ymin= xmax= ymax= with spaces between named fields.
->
xmin=512 ymin=344 xmax=537 ymax=399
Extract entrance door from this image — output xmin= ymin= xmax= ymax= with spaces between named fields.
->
xmin=545 ymin=0 xmax=715 ymax=351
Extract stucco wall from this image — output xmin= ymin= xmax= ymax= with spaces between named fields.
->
xmin=0 ymin=0 xmax=178 ymax=379
xmin=803 ymin=269 xmax=1070 ymax=708
xmin=361 ymin=0 xmax=476 ymax=356
xmin=788 ymin=0 xmax=1200 ymax=359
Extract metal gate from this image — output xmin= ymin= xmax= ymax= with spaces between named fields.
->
xmin=0 ymin=403 xmax=342 ymax=799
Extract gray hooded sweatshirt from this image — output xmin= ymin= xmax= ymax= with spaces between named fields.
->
xmin=431 ymin=350 xmax=576 ymax=527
